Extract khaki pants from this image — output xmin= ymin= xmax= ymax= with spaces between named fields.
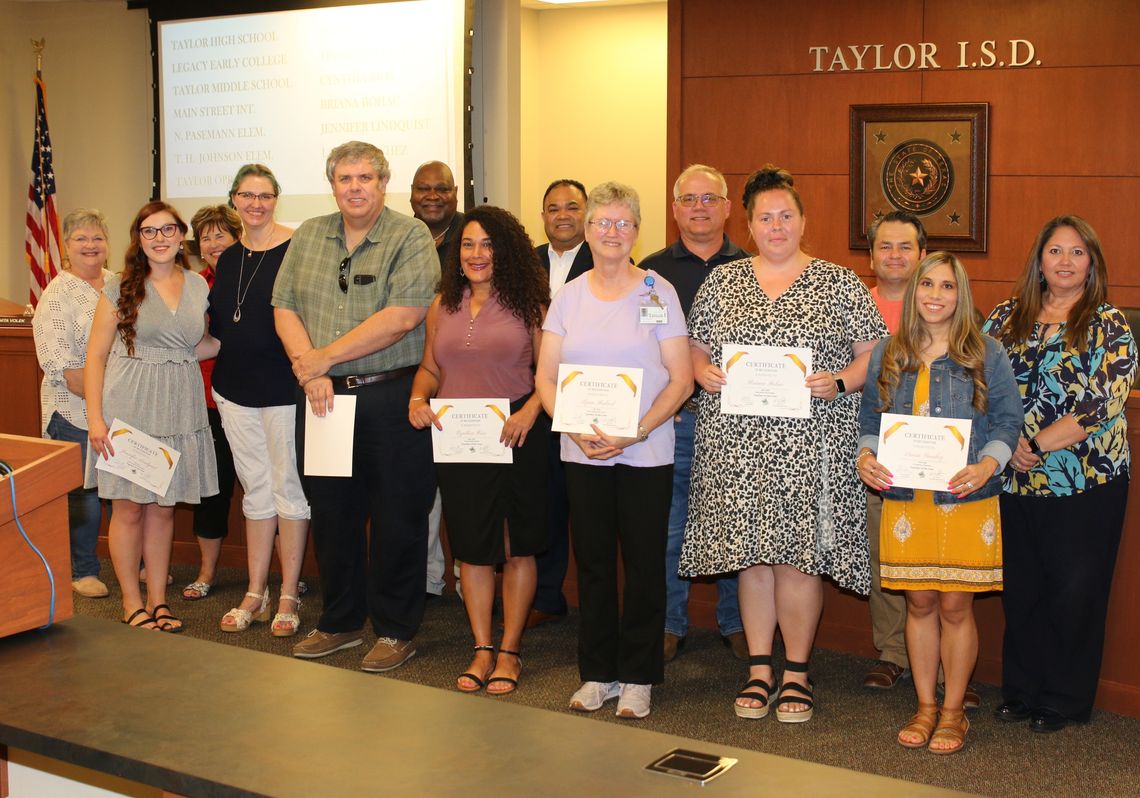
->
xmin=867 ymin=490 xmax=908 ymax=669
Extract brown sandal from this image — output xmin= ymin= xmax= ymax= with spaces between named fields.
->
xmin=898 ymin=702 xmax=939 ymax=748
xmin=929 ymin=706 xmax=969 ymax=755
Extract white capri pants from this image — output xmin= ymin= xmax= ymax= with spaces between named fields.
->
xmin=213 ymin=389 xmax=310 ymax=521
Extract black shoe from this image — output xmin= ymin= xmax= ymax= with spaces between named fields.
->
xmin=994 ymin=700 xmax=1032 ymax=723
xmin=1030 ymin=708 xmax=1068 ymax=733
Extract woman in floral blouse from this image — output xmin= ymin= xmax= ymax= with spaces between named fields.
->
xmin=983 ymin=215 xmax=1136 ymax=734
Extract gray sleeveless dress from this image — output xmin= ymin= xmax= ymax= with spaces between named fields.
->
xmin=86 ymin=271 xmax=219 ymax=505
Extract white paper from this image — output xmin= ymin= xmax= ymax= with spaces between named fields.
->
xmin=552 ymin=363 xmax=643 ymax=438
xmin=877 ymin=413 xmax=973 ymax=491
xmin=430 ymin=398 xmax=513 ymax=464
xmin=303 ymin=395 xmax=357 ymax=477
xmin=720 ymin=344 xmax=812 ymax=418
xmin=95 ymin=418 xmax=181 ymax=497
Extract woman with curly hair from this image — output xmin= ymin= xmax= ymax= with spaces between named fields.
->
xmin=858 ymin=252 xmax=1021 ymax=753
xmin=85 ymin=200 xmax=220 ymax=632
xmin=409 ymin=205 xmax=550 ymax=694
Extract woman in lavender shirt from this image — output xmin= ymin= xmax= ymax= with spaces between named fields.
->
xmin=536 ymin=182 xmax=693 ymax=720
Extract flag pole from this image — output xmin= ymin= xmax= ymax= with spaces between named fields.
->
xmin=32 ymin=37 xmax=44 ymax=77
xmin=25 ymin=37 xmax=62 ymax=308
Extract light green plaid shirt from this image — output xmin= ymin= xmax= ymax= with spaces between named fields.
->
xmin=272 ymin=206 xmax=439 ymax=376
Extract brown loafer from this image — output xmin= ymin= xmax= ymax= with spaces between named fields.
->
xmin=525 ymin=609 xmax=565 ymax=629
xmin=663 ymin=633 xmax=685 ymax=663
xmin=721 ymin=631 xmax=749 ymax=661
xmin=863 ymin=660 xmax=910 ymax=689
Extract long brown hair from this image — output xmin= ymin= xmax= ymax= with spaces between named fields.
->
xmin=118 ymin=201 xmax=191 ymax=356
xmin=993 ymin=215 xmax=1108 ymax=352
xmin=878 ymin=252 xmax=989 ymax=413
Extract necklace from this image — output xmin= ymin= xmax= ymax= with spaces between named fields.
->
xmin=432 ymin=229 xmax=447 ymax=245
xmin=244 ymin=225 xmax=277 ymax=257
xmin=233 ymin=245 xmax=270 ymax=323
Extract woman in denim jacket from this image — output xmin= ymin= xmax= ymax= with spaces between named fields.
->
xmin=857 ymin=253 xmax=1021 ymax=754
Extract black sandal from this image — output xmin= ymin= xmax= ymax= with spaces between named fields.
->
xmin=457 ymin=645 xmax=495 ymax=693
xmin=121 ymin=608 xmax=157 ymax=629
xmin=151 ymin=604 xmax=184 ymax=633
xmin=734 ymin=654 xmax=774 ymax=719
xmin=774 ymin=659 xmax=814 ymax=723
xmin=486 ymin=649 xmax=521 ymax=696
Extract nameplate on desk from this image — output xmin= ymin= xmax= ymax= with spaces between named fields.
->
xmin=0 ymin=316 xmax=32 ymax=326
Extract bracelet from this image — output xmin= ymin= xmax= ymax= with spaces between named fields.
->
xmin=1027 ymin=436 xmax=1044 ymax=458
xmin=856 ymin=449 xmax=874 ymax=466
xmin=409 ymin=396 xmax=427 ymax=403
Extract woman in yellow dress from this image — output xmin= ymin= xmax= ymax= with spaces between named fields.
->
xmin=856 ymin=253 xmax=1022 ymax=754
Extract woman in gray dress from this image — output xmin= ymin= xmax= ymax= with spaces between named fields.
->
xmin=85 ymin=201 xmax=220 ymax=631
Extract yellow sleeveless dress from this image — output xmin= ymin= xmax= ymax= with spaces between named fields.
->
xmin=880 ymin=365 xmax=1003 ymax=592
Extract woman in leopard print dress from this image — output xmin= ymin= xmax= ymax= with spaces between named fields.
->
xmin=680 ymin=165 xmax=886 ymax=723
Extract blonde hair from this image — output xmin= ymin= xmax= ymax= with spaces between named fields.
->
xmin=877 ymin=252 xmax=989 ymax=413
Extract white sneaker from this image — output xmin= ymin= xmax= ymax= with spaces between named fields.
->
xmin=616 ymin=683 xmax=652 ymax=719
xmin=569 ymin=680 xmax=620 ymax=712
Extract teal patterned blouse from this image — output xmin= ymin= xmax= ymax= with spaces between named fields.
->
xmin=983 ymin=300 xmax=1136 ymax=497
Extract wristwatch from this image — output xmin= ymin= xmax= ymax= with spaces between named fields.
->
xmin=834 ymin=377 xmax=846 ymax=397
xmin=637 ymin=424 xmax=650 ymax=442
xmin=1027 ymin=436 xmax=1045 ymax=458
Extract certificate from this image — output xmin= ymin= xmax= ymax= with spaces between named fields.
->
xmin=303 ymin=395 xmax=357 ymax=477
xmin=430 ymin=398 xmax=513 ymax=464
xmin=94 ymin=418 xmax=181 ymax=497
xmin=877 ymin=413 xmax=973 ymax=491
xmin=552 ymin=363 xmax=643 ymax=437
xmin=721 ymin=345 xmax=812 ymax=418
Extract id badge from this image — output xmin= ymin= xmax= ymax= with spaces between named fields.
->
xmin=639 ymin=273 xmax=668 ymax=325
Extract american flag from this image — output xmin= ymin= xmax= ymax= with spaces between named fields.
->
xmin=25 ymin=76 xmax=62 ymax=308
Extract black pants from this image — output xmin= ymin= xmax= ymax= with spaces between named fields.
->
xmin=999 ymin=476 xmax=1129 ymax=720
xmin=295 ymin=375 xmax=435 ymax=639
xmin=193 ymin=407 xmax=237 ymax=539
xmin=533 ymin=434 xmax=571 ymax=614
xmin=565 ymin=462 xmax=672 ymax=686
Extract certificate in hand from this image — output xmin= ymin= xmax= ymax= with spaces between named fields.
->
xmin=720 ymin=345 xmax=812 ymax=418
xmin=94 ymin=418 xmax=181 ymax=497
xmin=430 ymin=398 xmax=513 ymax=464
xmin=552 ymin=363 xmax=643 ymax=437
xmin=877 ymin=413 xmax=973 ymax=491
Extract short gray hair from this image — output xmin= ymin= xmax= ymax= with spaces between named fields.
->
xmin=673 ymin=164 xmax=727 ymax=199
xmin=62 ymin=208 xmax=109 ymax=241
xmin=325 ymin=141 xmax=390 ymax=183
xmin=587 ymin=181 xmax=641 ymax=226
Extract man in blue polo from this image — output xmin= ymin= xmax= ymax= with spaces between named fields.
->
xmin=639 ymin=164 xmax=748 ymax=662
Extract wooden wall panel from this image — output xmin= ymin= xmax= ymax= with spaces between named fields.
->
xmin=923 ymin=0 xmax=1140 ymax=69
xmin=923 ymin=67 xmax=1140 ymax=176
xmin=680 ymin=73 xmax=921 ymax=175
xmin=680 ymin=0 xmax=925 ymax=77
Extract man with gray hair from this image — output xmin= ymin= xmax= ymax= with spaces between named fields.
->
xmin=273 ymin=141 xmax=439 ymax=671
xmin=638 ymin=164 xmax=749 ymax=662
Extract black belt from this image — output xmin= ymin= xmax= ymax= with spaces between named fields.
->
xmin=331 ymin=365 xmax=417 ymax=390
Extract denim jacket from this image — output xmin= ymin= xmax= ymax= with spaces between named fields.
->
xmin=857 ymin=335 xmax=1022 ymax=504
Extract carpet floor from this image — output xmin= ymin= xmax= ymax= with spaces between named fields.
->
xmin=73 ymin=563 xmax=1140 ymax=798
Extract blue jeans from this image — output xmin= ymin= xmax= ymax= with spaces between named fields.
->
xmin=664 ymin=407 xmax=741 ymax=637
xmin=46 ymin=412 xmax=104 ymax=579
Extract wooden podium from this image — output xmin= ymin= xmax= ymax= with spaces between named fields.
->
xmin=0 ymin=433 xmax=80 ymax=638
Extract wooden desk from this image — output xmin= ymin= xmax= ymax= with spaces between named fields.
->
xmin=0 ymin=616 xmax=976 ymax=798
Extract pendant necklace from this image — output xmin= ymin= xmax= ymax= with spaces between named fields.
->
xmin=233 ymin=230 xmax=274 ymax=323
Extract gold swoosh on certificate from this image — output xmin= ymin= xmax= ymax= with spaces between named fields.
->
xmin=945 ymin=425 xmax=965 ymax=448
xmin=436 ymin=404 xmax=453 ymax=419
xmin=616 ymin=373 xmax=638 ymax=395
xmin=883 ymin=421 xmax=908 ymax=441
xmin=784 ymin=353 xmax=808 ymax=376
xmin=158 ymin=447 xmax=174 ymax=469
xmin=111 ymin=428 xmax=131 ymax=438
xmin=724 ymin=351 xmax=746 ymax=372
xmin=485 ymin=404 xmax=506 ymax=422
xmin=560 ymin=371 xmax=582 ymax=391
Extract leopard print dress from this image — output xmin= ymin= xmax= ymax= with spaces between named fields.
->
xmin=679 ymin=257 xmax=888 ymax=594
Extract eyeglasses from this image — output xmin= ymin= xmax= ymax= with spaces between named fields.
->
xmin=139 ymin=224 xmax=179 ymax=240
xmin=675 ymin=193 xmax=726 ymax=207
xmin=234 ymin=192 xmax=278 ymax=202
xmin=589 ymin=219 xmax=638 ymax=235
xmin=338 ymin=257 xmax=351 ymax=293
